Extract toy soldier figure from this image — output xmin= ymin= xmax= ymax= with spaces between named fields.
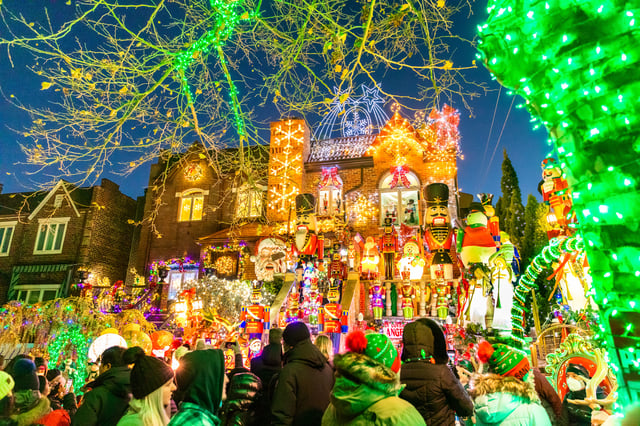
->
xmin=400 ymin=270 xmax=415 ymax=320
xmin=293 ymin=193 xmax=324 ymax=270
xmin=328 ymin=243 xmax=347 ymax=281
xmin=319 ymin=279 xmax=349 ymax=334
xmin=378 ymin=217 xmax=398 ymax=280
xmin=240 ymin=281 xmax=270 ymax=340
xmin=369 ymin=281 xmax=386 ymax=322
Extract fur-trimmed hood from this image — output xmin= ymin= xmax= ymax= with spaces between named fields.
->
xmin=11 ymin=395 xmax=51 ymax=426
xmin=470 ymin=373 xmax=539 ymax=403
xmin=329 ymin=352 xmax=404 ymax=419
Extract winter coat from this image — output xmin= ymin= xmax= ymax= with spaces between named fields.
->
xmin=471 ymin=374 xmax=552 ymax=426
xmin=250 ymin=343 xmax=282 ymax=421
xmin=322 ymin=352 xmax=425 ymax=426
xmin=71 ymin=366 xmax=131 ymax=426
xmin=532 ymin=368 xmax=564 ymax=423
xmin=10 ymin=391 xmax=62 ymax=426
xmin=271 ymin=340 xmax=334 ymax=426
xmin=169 ymin=349 xmax=226 ymax=426
xmin=220 ymin=372 xmax=262 ymax=426
xmin=399 ymin=318 xmax=473 ymax=425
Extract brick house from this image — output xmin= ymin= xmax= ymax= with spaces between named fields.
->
xmin=131 ymin=99 xmax=471 ymax=306
xmin=0 ymin=179 xmax=136 ymax=304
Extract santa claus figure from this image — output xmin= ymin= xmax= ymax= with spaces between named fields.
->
xmin=360 ymin=237 xmax=380 ymax=280
xmin=293 ymin=193 xmax=324 ymax=270
xmin=240 ymin=281 xmax=270 ymax=340
xmin=251 ymin=237 xmax=288 ymax=281
xmin=378 ymin=217 xmax=399 ymax=280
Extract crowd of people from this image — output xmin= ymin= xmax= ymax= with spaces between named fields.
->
xmin=0 ymin=319 xmax=635 ymax=425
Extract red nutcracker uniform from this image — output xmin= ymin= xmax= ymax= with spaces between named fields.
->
xmin=329 ymin=252 xmax=347 ymax=281
xmin=240 ymin=304 xmax=270 ymax=335
xmin=320 ymin=279 xmax=348 ymax=333
xmin=378 ymin=218 xmax=398 ymax=280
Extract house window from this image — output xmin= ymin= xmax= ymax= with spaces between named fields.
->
xmin=167 ymin=270 xmax=198 ymax=300
xmin=34 ymin=218 xmax=69 ymax=254
xmin=14 ymin=284 xmax=60 ymax=304
xmin=178 ymin=190 xmax=204 ymax=222
xmin=0 ymin=222 xmax=16 ymax=256
xmin=379 ymin=170 xmax=420 ymax=226
xmin=318 ymin=166 xmax=343 ymax=216
xmin=236 ymin=184 xmax=264 ymax=218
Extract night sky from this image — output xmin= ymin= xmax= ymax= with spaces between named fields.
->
xmin=0 ymin=1 xmax=549 ymax=203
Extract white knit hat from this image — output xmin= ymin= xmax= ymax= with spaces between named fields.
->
xmin=0 ymin=371 xmax=14 ymax=400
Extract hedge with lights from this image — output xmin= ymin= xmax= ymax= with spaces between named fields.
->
xmin=478 ymin=0 xmax=640 ymax=411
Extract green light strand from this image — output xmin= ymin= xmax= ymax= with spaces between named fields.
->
xmin=47 ymin=325 xmax=91 ymax=394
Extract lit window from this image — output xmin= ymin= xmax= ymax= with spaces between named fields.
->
xmin=14 ymin=284 xmax=60 ymax=303
xmin=379 ymin=170 xmax=420 ymax=226
xmin=168 ymin=270 xmax=198 ymax=300
xmin=34 ymin=218 xmax=69 ymax=254
xmin=179 ymin=190 xmax=204 ymax=222
xmin=236 ymin=184 xmax=264 ymax=218
xmin=318 ymin=166 xmax=343 ymax=216
xmin=0 ymin=222 xmax=16 ymax=256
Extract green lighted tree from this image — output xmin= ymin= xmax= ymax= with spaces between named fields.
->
xmin=0 ymin=0 xmax=485 ymax=196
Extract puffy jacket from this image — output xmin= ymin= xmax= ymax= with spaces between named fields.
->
xmin=71 ymin=366 xmax=131 ymax=426
xmin=221 ymin=372 xmax=262 ymax=426
xmin=322 ymin=352 xmax=425 ymax=426
xmin=471 ymin=374 xmax=552 ymax=426
xmin=271 ymin=339 xmax=334 ymax=426
xmin=250 ymin=343 xmax=282 ymax=420
xmin=10 ymin=391 xmax=54 ymax=426
xmin=399 ymin=319 xmax=473 ymax=425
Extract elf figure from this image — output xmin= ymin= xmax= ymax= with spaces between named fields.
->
xmin=369 ymin=281 xmax=386 ymax=321
xmin=319 ymin=279 xmax=349 ymax=334
xmin=240 ymin=281 xmax=270 ymax=340
xmin=378 ymin=217 xmax=399 ymax=280
xmin=396 ymin=239 xmax=426 ymax=280
xmin=293 ymin=193 xmax=324 ymax=270
xmin=400 ymin=270 xmax=415 ymax=320
xmin=360 ymin=237 xmax=380 ymax=280
xmin=328 ymin=243 xmax=347 ymax=281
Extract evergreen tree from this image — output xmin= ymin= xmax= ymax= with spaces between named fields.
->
xmin=521 ymin=194 xmax=539 ymax=266
xmin=499 ymin=150 xmax=525 ymax=248
xmin=495 ymin=196 xmax=505 ymax=226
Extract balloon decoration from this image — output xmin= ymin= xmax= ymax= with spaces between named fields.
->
xmin=88 ymin=332 xmax=128 ymax=362
xmin=151 ymin=330 xmax=174 ymax=351
xmin=122 ymin=323 xmax=153 ymax=354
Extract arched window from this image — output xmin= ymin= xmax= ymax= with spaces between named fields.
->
xmin=379 ymin=169 xmax=420 ymax=226
xmin=318 ymin=166 xmax=343 ymax=216
xmin=178 ymin=189 xmax=204 ymax=222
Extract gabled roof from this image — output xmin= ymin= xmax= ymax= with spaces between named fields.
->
xmin=307 ymin=135 xmax=376 ymax=162
xmin=0 ymin=180 xmax=92 ymax=219
xmin=28 ymin=180 xmax=82 ymax=220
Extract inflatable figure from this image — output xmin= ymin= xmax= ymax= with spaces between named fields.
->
xmin=378 ymin=217 xmax=399 ymax=280
xmin=240 ymin=281 xmax=270 ymax=340
xmin=478 ymin=193 xmax=500 ymax=246
xmin=396 ymin=239 xmax=426 ymax=280
xmin=488 ymin=232 xmax=517 ymax=331
xmin=293 ymin=193 xmax=324 ymax=269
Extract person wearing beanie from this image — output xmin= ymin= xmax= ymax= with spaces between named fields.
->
xmin=250 ymin=328 xmax=283 ymax=423
xmin=399 ymin=318 xmax=473 ymax=425
xmin=322 ymin=330 xmax=425 ymax=425
xmin=169 ymin=349 xmax=227 ymax=426
xmin=470 ymin=341 xmax=551 ymax=426
xmin=271 ymin=321 xmax=334 ymax=426
xmin=117 ymin=347 xmax=176 ymax=426
xmin=7 ymin=358 xmax=54 ymax=426
xmin=72 ymin=345 xmax=131 ymax=426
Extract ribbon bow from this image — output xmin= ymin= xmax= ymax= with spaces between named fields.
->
xmin=181 ymin=287 xmax=196 ymax=300
xmin=319 ymin=166 xmax=342 ymax=189
xmin=389 ymin=165 xmax=410 ymax=189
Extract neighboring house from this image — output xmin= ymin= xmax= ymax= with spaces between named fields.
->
xmin=0 ymin=179 xmax=137 ymax=304
xmin=131 ymin=93 xmax=470 ymax=303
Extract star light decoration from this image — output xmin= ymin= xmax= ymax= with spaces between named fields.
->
xmin=477 ymin=0 xmax=640 ymax=410
xmin=367 ymin=106 xmax=427 ymax=165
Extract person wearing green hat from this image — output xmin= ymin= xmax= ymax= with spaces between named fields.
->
xmin=471 ymin=341 xmax=551 ymax=426
xmin=322 ymin=330 xmax=425 ymax=425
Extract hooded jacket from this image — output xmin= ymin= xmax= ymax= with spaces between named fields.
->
xmin=10 ymin=391 xmax=53 ymax=426
xmin=71 ymin=366 xmax=131 ymax=426
xmin=471 ymin=374 xmax=552 ymax=426
xmin=399 ymin=319 xmax=473 ymax=425
xmin=250 ymin=343 xmax=282 ymax=420
xmin=271 ymin=339 xmax=334 ymax=426
xmin=169 ymin=349 xmax=226 ymax=426
xmin=322 ymin=352 xmax=425 ymax=426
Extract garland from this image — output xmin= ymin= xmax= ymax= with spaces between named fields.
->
xmin=47 ymin=325 xmax=90 ymax=392
xmin=511 ymin=236 xmax=583 ymax=346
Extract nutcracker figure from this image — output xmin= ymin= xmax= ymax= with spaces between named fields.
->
xmin=400 ymin=270 xmax=415 ymax=320
xmin=538 ymin=157 xmax=573 ymax=238
xmin=379 ymin=217 xmax=399 ymax=280
xmin=369 ymin=281 xmax=386 ymax=321
xmin=286 ymin=282 xmax=302 ymax=323
xmin=293 ymin=194 xmax=324 ymax=270
xmin=328 ymin=243 xmax=347 ymax=281
xmin=433 ymin=266 xmax=451 ymax=320
xmin=319 ymin=279 xmax=348 ymax=334
xmin=360 ymin=237 xmax=380 ymax=280
xmin=240 ymin=281 xmax=270 ymax=340
xmin=347 ymin=241 xmax=358 ymax=271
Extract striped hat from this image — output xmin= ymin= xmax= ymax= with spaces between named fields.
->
xmin=478 ymin=341 xmax=530 ymax=380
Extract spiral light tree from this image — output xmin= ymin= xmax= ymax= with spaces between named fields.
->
xmin=477 ymin=0 xmax=640 ymax=411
